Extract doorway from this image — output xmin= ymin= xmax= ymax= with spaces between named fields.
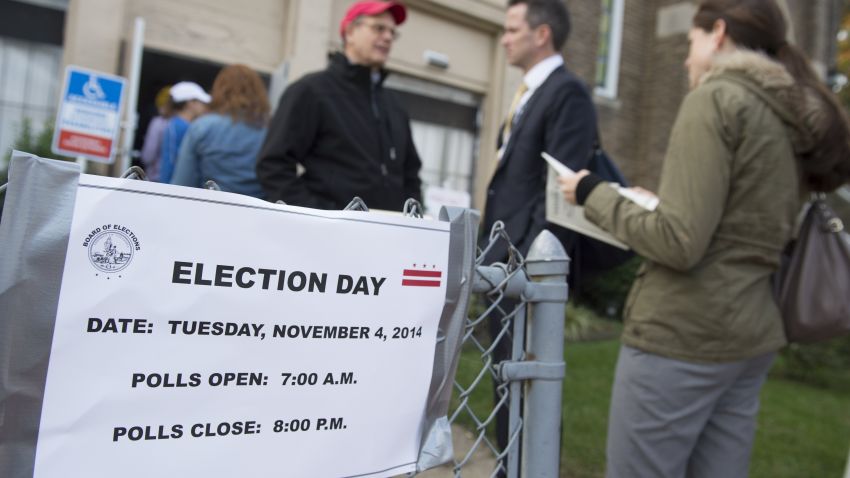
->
xmin=132 ymin=49 xmax=270 ymax=161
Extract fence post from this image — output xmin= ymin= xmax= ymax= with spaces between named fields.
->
xmin=521 ymin=230 xmax=569 ymax=478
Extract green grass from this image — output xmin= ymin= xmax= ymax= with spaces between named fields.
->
xmin=561 ymin=340 xmax=620 ymax=478
xmin=450 ymin=342 xmax=497 ymax=437
xmin=451 ymin=336 xmax=850 ymax=477
xmin=751 ymin=378 xmax=850 ymax=477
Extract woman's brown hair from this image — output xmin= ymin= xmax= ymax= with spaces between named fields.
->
xmin=210 ymin=64 xmax=270 ymax=128
xmin=694 ymin=0 xmax=850 ymax=192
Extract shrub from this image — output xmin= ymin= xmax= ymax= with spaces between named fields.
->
xmin=4 ymin=118 xmax=72 ymax=164
xmin=1 ymin=119 xmax=73 ymax=217
xmin=773 ymin=337 xmax=850 ymax=392
xmin=574 ymin=256 xmax=642 ymax=319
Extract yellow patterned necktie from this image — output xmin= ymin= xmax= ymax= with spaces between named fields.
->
xmin=501 ymin=82 xmax=529 ymax=144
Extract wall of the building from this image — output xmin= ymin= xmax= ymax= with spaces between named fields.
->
xmin=127 ymin=0 xmax=288 ymax=74
xmin=0 ymin=1 xmax=66 ymax=163
xmin=564 ymin=0 xmax=668 ymax=190
xmin=563 ymin=0 xmax=841 ymax=191
xmin=630 ymin=0 xmax=693 ymax=191
xmin=563 ymin=0 xmax=693 ymax=191
xmin=48 ymin=0 xmax=846 ymax=203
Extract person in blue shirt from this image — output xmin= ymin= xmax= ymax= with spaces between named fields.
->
xmin=159 ymin=81 xmax=210 ymax=183
xmin=170 ymin=65 xmax=269 ymax=198
xmin=171 ymin=65 xmax=269 ymax=198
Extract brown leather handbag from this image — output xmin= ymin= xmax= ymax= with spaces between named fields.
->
xmin=775 ymin=198 xmax=850 ymax=343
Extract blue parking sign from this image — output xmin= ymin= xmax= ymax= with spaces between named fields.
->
xmin=52 ymin=66 xmax=126 ymax=163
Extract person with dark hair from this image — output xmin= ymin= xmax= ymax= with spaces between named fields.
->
xmin=482 ymin=0 xmax=594 ymax=265
xmin=256 ymin=1 xmax=422 ymax=211
xmin=171 ymin=65 xmax=270 ymax=198
xmin=159 ymin=82 xmax=210 ymax=184
xmin=558 ymin=1 xmax=850 ymax=476
xmin=481 ymin=0 xmax=599 ymax=461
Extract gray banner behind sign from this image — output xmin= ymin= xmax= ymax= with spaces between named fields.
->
xmin=0 ymin=153 xmax=80 ymax=478
xmin=417 ymin=206 xmax=479 ymax=470
xmin=0 ymin=155 xmax=477 ymax=476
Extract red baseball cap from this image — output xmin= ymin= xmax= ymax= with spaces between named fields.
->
xmin=339 ymin=1 xmax=407 ymax=38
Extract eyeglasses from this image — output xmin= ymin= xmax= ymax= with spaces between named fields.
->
xmin=356 ymin=20 xmax=400 ymax=40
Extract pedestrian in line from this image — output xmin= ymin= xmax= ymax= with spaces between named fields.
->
xmin=559 ymin=1 xmax=850 ymax=476
xmin=159 ymin=81 xmax=210 ymax=184
xmin=139 ymin=86 xmax=172 ymax=182
xmin=256 ymin=0 xmax=422 ymax=211
xmin=171 ymin=65 xmax=269 ymax=198
xmin=480 ymin=0 xmax=598 ymax=456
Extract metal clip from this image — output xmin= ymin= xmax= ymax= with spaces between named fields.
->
xmin=120 ymin=166 xmax=148 ymax=180
xmin=343 ymin=197 xmax=370 ymax=212
xmin=402 ymin=198 xmax=423 ymax=218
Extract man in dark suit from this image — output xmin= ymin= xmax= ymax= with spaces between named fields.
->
xmin=482 ymin=0 xmax=598 ymax=459
xmin=482 ymin=0 xmax=597 ymax=265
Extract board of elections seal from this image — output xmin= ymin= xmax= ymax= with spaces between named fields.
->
xmin=84 ymin=224 xmax=141 ymax=274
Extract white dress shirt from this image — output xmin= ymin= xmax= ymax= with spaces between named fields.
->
xmin=498 ymin=54 xmax=564 ymax=158
xmin=515 ymin=54 xmax=564 ymax=120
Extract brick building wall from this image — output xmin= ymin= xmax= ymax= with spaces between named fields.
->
xmin=631 ymin=0 xmax=692 ymax=190
xmin=557 ymin=0 xmax=842 ymax=191
xmin=562 ymin=0 xmax=691 ymax=190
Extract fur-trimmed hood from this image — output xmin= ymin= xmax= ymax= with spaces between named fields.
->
xmin=700 ymin=49 xmax=816 ymax=154
xmin=699 ymin=49 xmax=794 ymax=90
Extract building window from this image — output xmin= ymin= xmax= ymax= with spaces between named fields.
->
xmin=595 ymin=0 xmax=625 ymax=99
xmin=385 ymin=73 xmax=479 ymax=216
xmin=0 ymin=37 xmax=63 ymax=163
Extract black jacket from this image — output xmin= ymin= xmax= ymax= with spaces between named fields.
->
xmin=482 ymin=65 xmax=597 ymax=266
xmin=257 ymin=53 xmax=422 ymax=210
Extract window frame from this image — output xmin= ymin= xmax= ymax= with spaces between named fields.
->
xmin=594 ymin=0 xmax=625 ymax=99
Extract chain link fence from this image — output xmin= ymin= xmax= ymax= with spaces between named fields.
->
xmin=416 ymin=222 xmax=569 ymax=478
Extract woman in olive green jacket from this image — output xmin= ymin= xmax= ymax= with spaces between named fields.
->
xmin=559 ymin=1 xmax=850 ymax=477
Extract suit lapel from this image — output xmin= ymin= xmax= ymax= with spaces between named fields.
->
xmin=494 ymin=66 xmax=564 ymax=177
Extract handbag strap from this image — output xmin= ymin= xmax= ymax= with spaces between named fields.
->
xmin=811 ymin=199 xmax=844 ymax=233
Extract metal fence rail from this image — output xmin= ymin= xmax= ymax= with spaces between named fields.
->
xmin=416 ymin=223 xmax=569 ymax=478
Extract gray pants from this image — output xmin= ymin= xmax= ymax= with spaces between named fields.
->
xmin=606 ymin=345 xmax=776 ymax=478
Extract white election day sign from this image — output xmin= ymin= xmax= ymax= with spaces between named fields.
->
xmin=32 ymin=174 xmax=451 ymax=477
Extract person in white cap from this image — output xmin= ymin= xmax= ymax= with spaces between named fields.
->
xmin=159 ymin=81 xmax=210 ymax=183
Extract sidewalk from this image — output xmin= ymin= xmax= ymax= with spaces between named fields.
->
xmin=408 ymin=424 xmax=498 ymax=478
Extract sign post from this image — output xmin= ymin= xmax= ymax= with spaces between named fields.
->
xmin=52 ymin=66 xmax=126 ymax=164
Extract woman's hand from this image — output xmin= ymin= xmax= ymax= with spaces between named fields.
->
xmin=557 ymin=169 xmax=590 ymax=205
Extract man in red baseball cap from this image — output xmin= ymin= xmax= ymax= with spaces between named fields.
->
xmin=257 ymin=1 xmax=422 ymax=211
xmin=339 ymin=1 xmax=406 ymax=72
xmin=339 ymin=1 xmax=407 ymax=38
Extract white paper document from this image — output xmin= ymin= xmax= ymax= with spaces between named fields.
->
xmin=542 ymin=152 xmax=659 ymax=250
xmin=542 ymin=151 xmax=658 ymax=211
xmin=615 ymin=186 xmax=659 ymax=212
xmin=541 ymin=151 xmax=577 ymax=178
